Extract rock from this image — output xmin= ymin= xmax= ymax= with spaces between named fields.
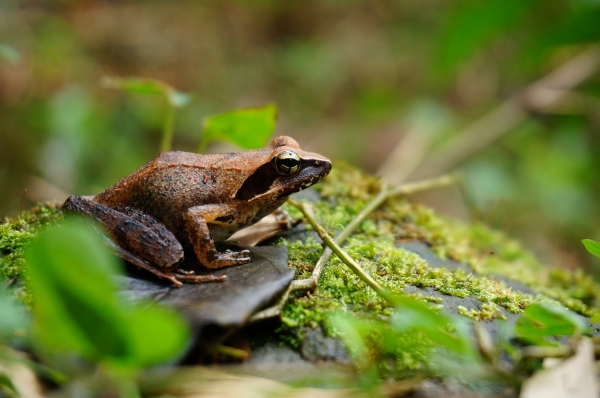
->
xmin=118 ymin=245 xmax=295 ymax=342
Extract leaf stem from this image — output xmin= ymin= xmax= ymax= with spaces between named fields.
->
xmin=159 ymin=103 xmax=175 ymax=153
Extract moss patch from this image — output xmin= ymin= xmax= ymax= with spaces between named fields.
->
xmin=0 ymin=202 xmax=63 ymax=304
xmin=278 ymin=163 xmax=600 ymax=347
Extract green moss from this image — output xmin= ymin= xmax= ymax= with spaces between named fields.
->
xmin=279 ymin=163 xmax=600 ymax=344
xmin=0 ymin=202 xmax=63 ymax=304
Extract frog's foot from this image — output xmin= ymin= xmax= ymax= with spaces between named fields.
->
xmin=173 ymin=270 xmax=227 ymax=283
xmin=184 ymin=208 xmax=252 ymax=269
xmin=112 ymin=243 xmax=226 ymax=287
xmin=204 ymin=248 xmax=252 ymax=268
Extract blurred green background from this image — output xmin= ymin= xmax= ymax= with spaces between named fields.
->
xmin=1 ymin=0 xmax=599 ymax=272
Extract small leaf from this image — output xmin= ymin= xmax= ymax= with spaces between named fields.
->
xmin=199 ymin=104 xmax=277 ymax=152
xmin=329 ymin=313 xmax=369 ymax=360
xmin=101 ymin=77 xmax=190 ymax=108
xmin=391 ymin=295 xmax=474 ymax=356
xmin=515 ymin=302 xmax=586 ymax=345
xmin=582 ymin=239 xmax=600 ymax=258
xmin=590 ymin=313 xmax=600 ymax=324
xmin=0 ymin=44 xmax=20 ymax=64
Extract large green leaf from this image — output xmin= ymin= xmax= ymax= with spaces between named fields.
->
xmin=515 ymin=302 xmax=587 ymax=346
xmin=198 ymin=104 xmax=277 ymax=152
xmin=26 ymin=220 xmax=130 ymax=360
xmin=582 ymin=239 xmax=600 ymax=259
xmin=25 ymin=219 xmax=189 ymax=368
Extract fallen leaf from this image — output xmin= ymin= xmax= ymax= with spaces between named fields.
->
xmin=520 ymin=338 xmax=598 ymax=398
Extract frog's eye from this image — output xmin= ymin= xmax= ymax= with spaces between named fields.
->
xmin=272 ymin=150 xmax=301 ymax=176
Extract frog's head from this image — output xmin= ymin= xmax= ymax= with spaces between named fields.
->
xmin=234 ymin=136 xmax=332 ymax=202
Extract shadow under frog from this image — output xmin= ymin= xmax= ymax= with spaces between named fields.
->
xmin=63 ymin=136 xmax=331 ymax=287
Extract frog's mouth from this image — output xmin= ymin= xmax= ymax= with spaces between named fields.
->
xmin=273 ymin=158 xmax=332 ymax=200
xmin=234 ymin=158 xmax=331 ymax=202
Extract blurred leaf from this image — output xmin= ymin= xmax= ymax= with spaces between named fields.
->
xmin=329 ymin=314 xmax=369 ymax=360
xmin=391 ymin=295 xmax=475 ymax=356
xmin=127 ymin=305 xmax=189 ymax=367
xmin=582 ymin=239 xmax=600 ymax=258
xmin=198 ymin=104 xmax=277 ymax=152
xmin=0 ymin=44 xmax=19 ymax=64
xmin=515 ymin=302 xmax=587 ymax=345
xmin=538 ymin=7 xmax=600 ymax=47
xmin=26 ymin=220 xmax=130 ymax=360
xmin=25 ymin=219 xmax=189 ymax=368
xmin=0 ymin=374 xmax=17 ymax=397
xmin=0 ymin=278 xmax=27 ymax=344
xmin=435 ymin=0 xmax=540 ymax=76
xmin=591 ymin=313 xmax=600 ymax=324
xmin=101 ymin=77 xmax=191 ymax=108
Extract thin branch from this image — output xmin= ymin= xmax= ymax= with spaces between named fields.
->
xmin=409 ymin=45 xmax=600 ymax=180
xmin=288 ymin=199 xmax=390 ymax=301
xmin=248 ymin=174 xmax=458 ymax=322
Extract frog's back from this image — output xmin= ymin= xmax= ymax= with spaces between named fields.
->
xmin=94 ymin=151 xmax=258 ymax=229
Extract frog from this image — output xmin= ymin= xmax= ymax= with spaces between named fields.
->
xmin=63 ymin=136 xmax=331 ymax=287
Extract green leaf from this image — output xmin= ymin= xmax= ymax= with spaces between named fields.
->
xmin=26 ymin=220 xmax=130 ymax=360
xmin=101 ymin=77 xmax=190 ymax=108
xmin=515 ymin=302 xmax=587 ymax=345
xmin=198 ymin=104 xmax=277 ymax=152
xmin=391 ymin=295 xmax=475 ymax=356
xmin=591 ymin=313 xmax=600 ymax=324
xmin=126 ymin=305 xmax=189 ymax=367
xmin=329 ymin=313 xmax=369 ymax=360
xmin=0 ymin=44 xmax=19 ymax=64
xmin=25 ymin=219 xmax=190 ymax=368
xmin=582 ymin=239 xmax=600 ymax=258
xmin=434 ymin=0 xmax=539 ymax=76
xmin=0 ymin=277 xmax=27 ymax=344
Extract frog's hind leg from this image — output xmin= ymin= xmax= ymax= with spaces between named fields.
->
xmin=63 ymin=196 xmax=226 ymax=287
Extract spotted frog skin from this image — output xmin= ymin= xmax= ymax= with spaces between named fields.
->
xmin=63 ymin=136 xmax=331 ymax=287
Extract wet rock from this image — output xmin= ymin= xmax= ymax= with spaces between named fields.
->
xmin=300 ymin=327 xmax=351 ymax=363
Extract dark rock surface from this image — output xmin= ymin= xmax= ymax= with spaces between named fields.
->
xmin=118 ymin=245 xmax=295 ymax=342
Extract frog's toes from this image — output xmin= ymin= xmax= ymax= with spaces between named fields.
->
xmin=174 ymin=273 xmax=227 ymax=283
xmin=207 ymin=250 xmax=251 ymax=267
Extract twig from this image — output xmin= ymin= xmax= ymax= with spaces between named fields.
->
xmin=250 ymin=174 xmax=458 ymax=322
xmin=201 ymin=342 xmax=249 ymax=361
xmin=409 ymin=45 xmax=600 ymax=180
xmin=160 ymin=103 xmax=176 ymax=153
xmin=19 ymin=189 xmax=27 ymax=219
xmin=248 ymin=173 xmax=458 ymax=322
xmin=289 ymin=200 xmax=391 ymax=300
xmin=521 ymin=345 xmax=573 ymax=359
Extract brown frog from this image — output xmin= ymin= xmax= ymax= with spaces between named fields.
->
xmin=63 ymin=136 xmax=331 ymax=287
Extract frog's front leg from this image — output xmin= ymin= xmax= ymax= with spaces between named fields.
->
xmin=184 ymin=204 xmax=251 ymax=269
